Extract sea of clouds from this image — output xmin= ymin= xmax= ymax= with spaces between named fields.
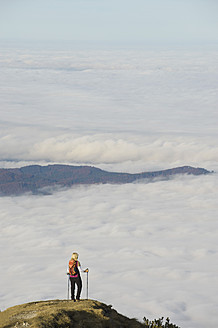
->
xmin=0 ymin=42 xmax=218 ymax=328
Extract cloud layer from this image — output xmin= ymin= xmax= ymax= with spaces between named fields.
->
xmin=0 ymin=174 xmax=218 ymax=328
xmin=0 ymin=43 xmax=218 ymax=328
xmin=0 ymin=44 xmax=218 ymax=173
xmin=1 ymin=133 xmax=218 ymax=172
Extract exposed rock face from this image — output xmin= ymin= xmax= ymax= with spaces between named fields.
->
xmin=0 ymin=164 xmax=211 ymax=196
xmin=0 ymin=299 xmax=143 ymax=328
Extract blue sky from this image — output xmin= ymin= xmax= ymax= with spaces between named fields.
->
xmin=0 ymin=0 xmax=218 ymax=44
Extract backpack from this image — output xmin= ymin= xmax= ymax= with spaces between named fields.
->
xmin=69 ymin=260 xmax=79 ymax=276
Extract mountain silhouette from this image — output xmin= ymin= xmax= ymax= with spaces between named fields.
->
xmin=0 ymin=164 xmax=211 ymax=196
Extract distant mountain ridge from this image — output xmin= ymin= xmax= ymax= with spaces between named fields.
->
xmin=0 ymin=164 xmax=211 ymax=196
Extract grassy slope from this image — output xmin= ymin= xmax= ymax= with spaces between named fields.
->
xmin=0 ymin=299 xmax=143 ymax=328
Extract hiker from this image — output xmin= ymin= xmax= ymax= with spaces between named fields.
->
xmin=68 ymin=252 xmax=88 ymax=301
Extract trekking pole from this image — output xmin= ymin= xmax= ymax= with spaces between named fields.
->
xmin=67 ymin=274 xmax=70 ymax=300
xmin=86 ymin=270 xmax=89 ymax=300
xmin=84 ymin=268 xmax=89 ymax=300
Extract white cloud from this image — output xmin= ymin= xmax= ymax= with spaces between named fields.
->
xmin=1 ymin=132 xmax=218 ymax=172
xmin=0 ymin=44 xmax=218 ymax=328
xmin=0 ymin=174 xmax=218 ymax=328
xmin=0 ymin=45 xmax=218 ymax=172
xmin=29 ymin=134 xmax=218 ymax=169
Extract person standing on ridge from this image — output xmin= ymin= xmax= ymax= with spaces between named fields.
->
xmin=68 ymin=252 xmax=88 ymax=301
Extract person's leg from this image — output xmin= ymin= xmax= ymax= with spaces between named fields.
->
xmin=70 ymin=277 xmax=76 ymax=300
xmin=76 ymin=276 xmax=82 ymax=300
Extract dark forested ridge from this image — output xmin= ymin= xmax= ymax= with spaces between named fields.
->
xmin=0 ymin=164 xmax=211 ymax=196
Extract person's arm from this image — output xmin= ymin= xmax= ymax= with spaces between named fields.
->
xmin=78 ymin=261 xmax=89 ymax=273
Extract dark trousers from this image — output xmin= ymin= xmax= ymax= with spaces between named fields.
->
xmin=70 ymin=276 xmax=82 ymax=300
